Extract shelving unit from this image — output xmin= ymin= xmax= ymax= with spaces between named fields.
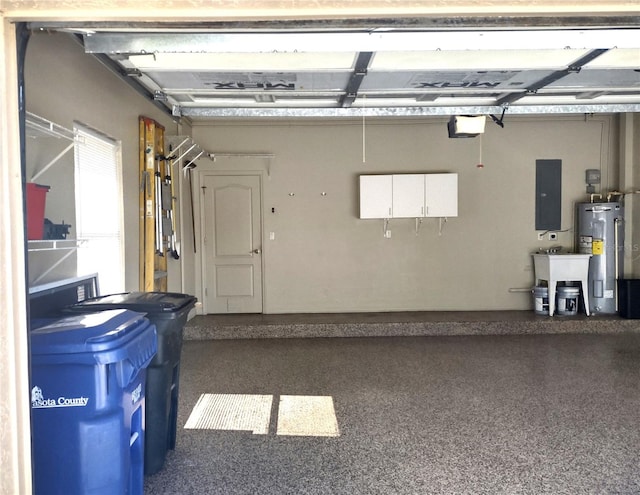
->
xmin=28 ymin=239 xmax=87 ymax=285
xmin=26 ymin=112 xmax=81 ymax=182
xmin=26 ymin=112 xmax=83 ymax=286
xmin=27 ymin=239 xmax=85 ymax=252
xmin=26 ymin=112 xmax=75 ymax=140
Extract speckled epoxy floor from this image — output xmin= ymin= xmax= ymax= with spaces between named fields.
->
xmin=183 ymin=310 xmax=640 ymax=340
xmin=144 ymin=331 xmax=640 ymax=494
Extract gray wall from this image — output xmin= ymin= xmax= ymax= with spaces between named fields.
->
xmin=25 ymin=31 xmax=178 ymax=289
xmin=25 ymin=31 xmax=637 ymax=313
xmin=192 ymin=116 xmax=621 ymax=313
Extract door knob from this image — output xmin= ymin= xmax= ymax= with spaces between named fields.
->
xmin=252 ymin=248 xmax=262 ymax=254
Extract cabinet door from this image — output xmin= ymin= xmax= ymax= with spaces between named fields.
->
xmin=392 ymin=174 xmax=425 ymax=218
xmin=360 ymin=175 xmax=393 ymax=218
xmin=425 ymin=173 xmax=458 ymax=217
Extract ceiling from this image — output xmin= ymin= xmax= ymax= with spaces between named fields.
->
xmin=44 ymin=22 xmax=640 ymax=119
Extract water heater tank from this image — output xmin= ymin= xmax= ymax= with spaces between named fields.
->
xmin=576 ymin=201 xmax=624 ymax=314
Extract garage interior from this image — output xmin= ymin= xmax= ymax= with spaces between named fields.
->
xmin=2 ymin=3 xmax=640 ymax=493
xmin=23 ymin=25 xmax=640 ymax=314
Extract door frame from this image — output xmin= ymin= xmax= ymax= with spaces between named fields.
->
xmin=195 ymin=169 xmax=266 ymax=314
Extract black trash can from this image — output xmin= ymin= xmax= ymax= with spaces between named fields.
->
xmin=618 ymin=279 xmax=640 ymax=319
xmin=66 ymin=291 xmax=196 ymax=475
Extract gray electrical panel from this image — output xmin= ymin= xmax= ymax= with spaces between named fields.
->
xmin=535 ymin=159 xmax=562 ymax=231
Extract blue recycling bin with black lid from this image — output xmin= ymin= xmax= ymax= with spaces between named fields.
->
xmin=65 ymin=291 xmax=196 ymax=475
xmin=30 ymin=309 xmax=157 ymax=495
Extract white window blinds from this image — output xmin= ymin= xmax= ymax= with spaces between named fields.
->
xmin=74 ymin=124 xmax=124 ymax=294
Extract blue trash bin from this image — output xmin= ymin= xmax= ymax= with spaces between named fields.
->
xmin=30 ymin=309 xmax=157 ymax=495
xmin=65 ymin=291 xmax=196 ymax=475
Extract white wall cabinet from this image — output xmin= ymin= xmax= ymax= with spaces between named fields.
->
xmin=392 ymin=174 xmax=425 ymax=218
xmin=360 ymin=173 xmax=458 ymax=219
xmin=424 ymin=173 xmax=458 ymax=218
xmin=360 ymin=175 xmax=393 ymax=218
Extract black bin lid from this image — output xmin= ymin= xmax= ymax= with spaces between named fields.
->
xmin=68 ymin=292 xmax=196 ymax=316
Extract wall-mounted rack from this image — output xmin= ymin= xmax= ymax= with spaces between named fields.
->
xmin=166 ymin=136 xmax=205 ymax=164
xmin=26 ymin=112 xmax=74 ymax=140
xmin=207 ymin=152 xmax=275 ymax=177
xmin=26 ymin=112 xmax=83 ymax=182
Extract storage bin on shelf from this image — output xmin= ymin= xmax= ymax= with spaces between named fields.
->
xmin=26 ymin=182 xmax=50 ymax=240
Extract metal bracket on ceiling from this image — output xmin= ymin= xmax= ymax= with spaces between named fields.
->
xmin=89 ymin=53 xmax=175 ymax=118
xmin=489 ymin=107 xmax=507 ymax=128
xmin=340 ymin=51 xmax=374 ymax=108
xmin=576 ymin=90 xmax=608 ymax=100
xmin=496 ymin=48 xmax=609 ymax=107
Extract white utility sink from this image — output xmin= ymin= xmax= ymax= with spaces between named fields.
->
xmin=532 ymin=253 xmax=592 ymax=316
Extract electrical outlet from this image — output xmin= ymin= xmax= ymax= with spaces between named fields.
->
xmin=537 ymin=233 xmax=545 ymax=241
xmin=548 ymin=232 xmax=558 ymax=241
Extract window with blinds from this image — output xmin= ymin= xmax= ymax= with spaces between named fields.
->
xmin=73 ymin=124 xmax=124 ymax=294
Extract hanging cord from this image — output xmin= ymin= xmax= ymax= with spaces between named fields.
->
xmin=477 ymin=134 xmax=484 ymax=169
xmin=415 ymin=218 xmax=423 ymax=236
xmin=362 ymin=95 xmax=366 ymax=163
xmin=439 ymin=217 xmax=448 ymax=236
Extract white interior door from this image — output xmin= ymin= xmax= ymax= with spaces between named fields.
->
xmin=202 ymin=174 xmax=262 ymax=313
